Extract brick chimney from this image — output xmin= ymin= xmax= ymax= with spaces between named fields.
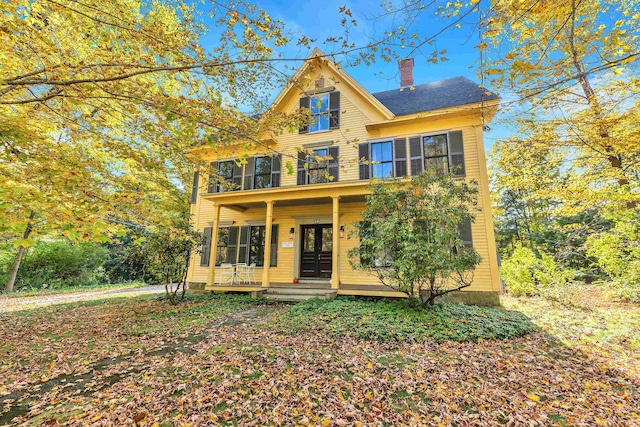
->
xmin=399 ymin=58 xmax=414 ymax=87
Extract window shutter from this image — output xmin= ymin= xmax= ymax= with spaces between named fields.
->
xmin=243 ymin=157 xmax=254 ymax=190
xmin=327 ymin=146 xmax=339 ymax=182
xmin=299 ymin=97 xmax=310 ymax=134
xmin=190 ymin=171 xmax=199 ymax=204
xmin=448 ymin=130 xmax=465 ymax=176
xmin=208 ymin=161 xmax=219 ymax=193
xmin=232 ymin=162 xmax=243 ymax=190
xmin=358 ymin=143 xmax=370 ymax=180
xmin=458 ymin=220 xmax=473 ymax=248
xmin=270 ymin=224 xmax=278 ymax=267
xmin=271 ymin=154 xmax=282 ymax=188
xmin=226 ymin=226 xmax=239 ymax=264
xmin=359 ymin=221 xmax=372 ymax=267
xmin=200 ymin=227 xmax=212 ymax=267
xmin=238 ymin=226 xmax=250 ymax=263
xmin=409 ymin=136 xmax=423 ymax=176
xmin=329 ymin=92 xmax=340 ymax=129
xmin=297 ymin=150 xmax=307 ymax=185
xmin=393 ymin=138 xmax=407 ymax=177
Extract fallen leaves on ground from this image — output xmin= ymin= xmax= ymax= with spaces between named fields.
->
xmin=1 ymin=294 xmax=638 ymax=426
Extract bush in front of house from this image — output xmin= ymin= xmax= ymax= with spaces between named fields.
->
xmin=274 ymin=297 xmax=535 ymax=343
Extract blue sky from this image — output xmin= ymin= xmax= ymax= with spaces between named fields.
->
xmin=198 ymin=0 xmax=510 ymax=152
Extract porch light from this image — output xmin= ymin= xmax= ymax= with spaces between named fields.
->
xmin=339 ymin=226 xmax=345 ymax=238
xmin=289 ymin=227 xmax=295 ymax=239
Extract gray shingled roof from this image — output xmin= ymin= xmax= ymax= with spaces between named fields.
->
xmin=372 ymin=76 xmax=499 ymax=116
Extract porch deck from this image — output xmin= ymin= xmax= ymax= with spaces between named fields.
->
xmin=197 ymin=281 xmax=407 ymax=299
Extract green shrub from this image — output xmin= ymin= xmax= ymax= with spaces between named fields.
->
xmin=1 ymin=241 xmax=109 ymax=290
xmin=500 ymin=245 xmax=576 ymax=302
xmin=274 ymin=297 xmax=534 ymax=343
xmin=586 ymin=217 xmax=640 ymax=303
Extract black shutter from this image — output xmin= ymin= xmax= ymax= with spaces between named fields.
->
xmin=448 ymin=130 xmax=465 ymax=177
xmin=409 ymin=136 xmax=423 ymax=176
xmin=200 ymin=227 xmax=212 ymax=267
xmin=270 ymin=224 xmax=278 ymax=267
xmin=393 ymin=138 xmax=407 ymax=177
xmin=358 ymin=143 xmax=370 ymax=180
xmin=299 ymin=97 xmax=310 ymax=134
xmin=226 ymin=226 xmax=239 ymax=263
xmin=327 ymin=146 xmax=339 ymax=182
xmin=238 ymin=226 xmax=250 ymax=263
xmin=329 ymin=92 xmax=340 ymax=129
xmin=359 ymin=221 xmax=372 ymax=267
xmin=458 ymin=219 xmax=473 ymax=248
xmin=243 ymin=157 xmax=254 ymax=190
xmin=208 ymin=161 xmax=218 ymax=193
xmin=190 ymin=171 xmax=199 ymax=204
xmin=232 ymin=162 xmax=243 ymax=190
xmin=297 ymin=150 xmax=307 ymax=185
xmin=271 ymin=154 xmax=282 ymax=188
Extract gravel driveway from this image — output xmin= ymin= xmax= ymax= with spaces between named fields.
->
xmin=0 ymin=284 xmax=166 ymax=314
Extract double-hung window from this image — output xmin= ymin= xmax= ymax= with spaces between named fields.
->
xmin=409 ymin=130 xmax=465 ymax=177
xmin=297 ymin=146 xmax=339 ymax=185
xmin=371 ymin=141 xmax=394 ymax=178
xmin=253 ymin=157 xmax=273 ymax=189
xmin=238 ymin=225 xmax=279 ymax=267
xmin=308 ymin=148 xmax=329 ymax=184
xmin=358 ymin=138 xmax=407 ymax=180
xmin=208 ymin=160 xmax=242 ymax=193
xmin=216 ymin=227 xmax=230 ymax=266
xmin=299 ymin=92 xmax=340 ymax=134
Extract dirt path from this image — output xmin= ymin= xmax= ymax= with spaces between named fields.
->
xmin=0 ymin=284 xmax=166 ymax=314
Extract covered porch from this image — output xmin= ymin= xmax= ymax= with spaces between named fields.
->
xmin=201 ymin=181 xmax=379 ymax=294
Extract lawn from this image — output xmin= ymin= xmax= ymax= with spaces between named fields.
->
xmin=0 ymin=293 xmax=638 ymax=426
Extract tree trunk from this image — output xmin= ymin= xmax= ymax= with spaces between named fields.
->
xmin=5 ymin=212 xmax=35 ymax=293
xmin=567 ymin=0 xmax=631 ymax=193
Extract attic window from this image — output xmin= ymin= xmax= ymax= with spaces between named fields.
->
xmin=299 ymin=92 xmax=340 ymax=134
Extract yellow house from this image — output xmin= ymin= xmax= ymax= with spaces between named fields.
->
xmin=186 ymin=50 xmax=501 ymax=304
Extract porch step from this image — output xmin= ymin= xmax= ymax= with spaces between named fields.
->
xmin=264 ymin=288 xmax=337 ymax=302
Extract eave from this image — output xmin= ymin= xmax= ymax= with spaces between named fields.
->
xmin=365 ymin=99 xmax=500 ymax=131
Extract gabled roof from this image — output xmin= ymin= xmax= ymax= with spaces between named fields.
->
xmin=372 ymin=76 xmax=499 ymax=117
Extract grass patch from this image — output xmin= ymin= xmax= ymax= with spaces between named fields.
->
xmin=274 ymin=297 xmax=534 ymax=343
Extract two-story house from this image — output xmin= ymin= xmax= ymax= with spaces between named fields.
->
xmin=187 ymin=50 xmax=501 ymax=304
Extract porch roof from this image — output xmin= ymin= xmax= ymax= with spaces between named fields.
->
xmin=200 ymin=180 xmax=371 ymax=211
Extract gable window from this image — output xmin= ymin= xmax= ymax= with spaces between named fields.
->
xmin=409 ymin=130 xmax=465 ymax=177
xmin=358 ymin=138 xmax=407 ymax=180
xmin=297 ymin=146 xmax=339 ymax=185
xmin=299 ymin=92 xmax=340 ymax=134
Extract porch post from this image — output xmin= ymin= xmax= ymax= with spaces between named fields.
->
xmin=331 ymin=196 xmax=340 ymax=289
xmin=262 ymin=200 xmax=274 ymax=288
xmin=206 ymin=203 xmax=221 ymax=286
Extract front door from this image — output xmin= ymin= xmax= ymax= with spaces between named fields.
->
xmin=300 ymin=224 xmax=333 ymax=278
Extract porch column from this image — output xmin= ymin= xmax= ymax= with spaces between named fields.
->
xmin=331 ymin=196 xmax=340 ymax=289
xmin=206 ymin=203 xmax=221 ymax=286
xmin=261 ymin=200 xmax=275 ymax=288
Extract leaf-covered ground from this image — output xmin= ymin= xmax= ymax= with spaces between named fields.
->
xmin=1 ymin=293 xmax=638 ymax=426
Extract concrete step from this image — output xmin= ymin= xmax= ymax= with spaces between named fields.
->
xmin=266 ymin=287 xmax=335 ymax=295
xmin=264 ymin=289 xmax=337 ymax=302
